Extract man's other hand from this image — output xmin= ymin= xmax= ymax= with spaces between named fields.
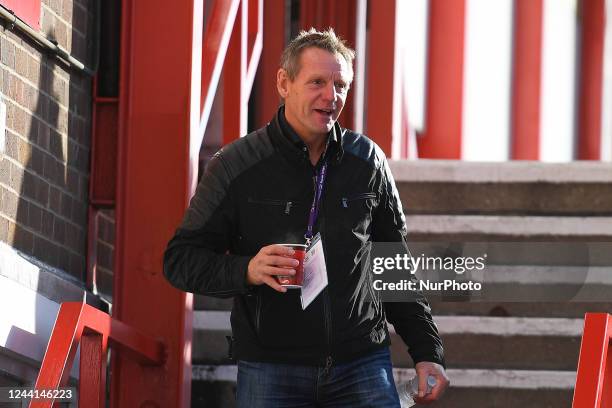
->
xmin=413 ymin=361 xmax=450 ymax=404
xmin=247 ymin=245 xmax=299 ymax=293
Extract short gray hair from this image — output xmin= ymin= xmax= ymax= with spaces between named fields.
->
xmin=280 ymin=27 xmax=355 ymax=81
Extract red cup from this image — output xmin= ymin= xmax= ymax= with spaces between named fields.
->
xmin=276 ymin=243 xmax=307 ymax=288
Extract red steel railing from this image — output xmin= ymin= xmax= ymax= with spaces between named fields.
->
xmin=573 ymin=313 xmax=612 ymax=407
xmin=28 ymin=302 xmax=165 ymax=408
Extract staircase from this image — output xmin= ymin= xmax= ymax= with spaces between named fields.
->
xmin=190 ymin=160 xmax=612 ymax=407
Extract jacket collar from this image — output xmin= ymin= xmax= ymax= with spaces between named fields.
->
xmin=269 ymin=105 xmax=345 ymax=167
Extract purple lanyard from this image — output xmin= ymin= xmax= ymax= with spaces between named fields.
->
xmin=305 ymin=160 xmax=328 ymax=246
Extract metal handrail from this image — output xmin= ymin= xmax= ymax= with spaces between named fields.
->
xmin=572 ymin=313 xmax=611 ymax=407
xmin=28 ymin=302 xmax=165 ymax=408
xmin=0 ymin=4 xmax=97 ymax=76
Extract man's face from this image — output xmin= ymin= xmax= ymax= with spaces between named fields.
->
xmin=277 ymin=47 xmax=352 ymax=140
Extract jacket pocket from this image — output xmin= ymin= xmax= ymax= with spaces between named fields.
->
xmin=334 ymin=192 xmax=377 ymax=239
xmin=248 ymin=197 xmax=301 ymax=215
xmin=242 ymin=197 xmax=305 ymax=251
xmin=340 ymin=192 xmax=377 ymax=208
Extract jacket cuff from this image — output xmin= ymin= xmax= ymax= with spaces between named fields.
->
xmin=410 ymin=349 xmax=446 ymax=369
xmin=232 ymin=255 xmax=254 ymax=294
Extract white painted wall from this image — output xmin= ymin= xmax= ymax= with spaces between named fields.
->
xmin=390 ymin=1 xmax=407 ymax=158
xmin=396 ymin=0 xmax=429 ymax=134
xmin=539 ymin=0 xmax=578 ymax=161
xmin=0 ymin=275 xmax=58 ymax=362
xmin=353 ymin=0 xmax=367 ymax=134
xmin=0 ymin=242 xmax=80 ymax=378
xmin=461 ymin=0 xmax=513 ymax=161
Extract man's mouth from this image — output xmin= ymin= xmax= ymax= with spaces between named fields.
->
xmin=314 ymin=108 xmax=333 ymax=116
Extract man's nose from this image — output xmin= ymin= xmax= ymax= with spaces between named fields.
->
xmin=322 ymin=82 xmax=337 ymax=102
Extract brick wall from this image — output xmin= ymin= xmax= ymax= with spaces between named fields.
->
xmin=0 ymin=0 xmax=94 ymax=281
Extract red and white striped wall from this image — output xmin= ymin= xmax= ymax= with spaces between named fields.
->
xmin=386 ymin=0 xmax=611 ymax=161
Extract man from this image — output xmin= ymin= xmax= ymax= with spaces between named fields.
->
xmin=164 ymin=28 xmax=449 ymax=407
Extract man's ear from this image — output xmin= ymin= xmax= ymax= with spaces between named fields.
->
xmin=277 ymin=69 xmax=289 ymax=98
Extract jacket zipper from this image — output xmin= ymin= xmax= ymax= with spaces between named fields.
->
xmin=255 ymin=291 xmax=262 ymax=335
xmin=321 ymin=355 xmax=333 ymax=377
xmin=248 ymin=197 xmax=298 ymax=215
xmin=341 ymin=192 xmax=377 ymax=208
xmin=318 ymin=179 xmax=334 ymax=376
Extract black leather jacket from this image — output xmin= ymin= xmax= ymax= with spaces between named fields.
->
xmin=163 ymin=108 xmax=445 ymax=368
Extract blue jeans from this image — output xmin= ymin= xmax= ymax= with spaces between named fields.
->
xmin=236 ymin=347 xmax=400 ymax=407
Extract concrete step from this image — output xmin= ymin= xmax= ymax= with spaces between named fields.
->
xmin=193 ymin=296 xmax=612 ymax=319
xmin=390 ymin=160 xmax=612 ymax=216
xmin=389 ymin=316 xmax=582 ymax=371
xmin=417 ymin=265 xmax=612 ymax=303
xmin=404 ymin=242 xmax=612 ymax=266
xmin=429 ymin=300 xmax=612 ymax=318
xmin=191 ymin=312 xmax=584 ymax=370
xmin=195 ymin=295 xmax=232 ymax=311
xmin=194 ymin=263 xmax=612 ymax=315
xmin=421 ymin=264 xmax=612 ymax=316
xmin=191 ymin=365 xmax=576 ymax=408
xmin=194 ymin=302 xmax=611 ymax=325
xmin=404 ymin=215 xmax=612 ymax=241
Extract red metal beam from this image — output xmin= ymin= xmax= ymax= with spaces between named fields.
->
xmin=89 ymin=77 xmax=118 ymax=206
xmin=419 ymin=0 xmax=466 ymax=159
xmin=110 ymin=0 xmax=198 ymax=406
xmin=79 ymin=333 xmax=107 ymax=408
xmin=246 ymin=0 xmax=263 ymax=97
xmin=221 ymin=0 xmax=262 ymax=143
xmin=199 ymin=0 xmax=240 ymax=142
xmin=88 ymin=77 xmax=118 ymax=290
xmin=29 ymin=302 xmax=164 ymax=408
xmin=577 ymin=0 xmax=605 ymax=160
xmin=30 ymin=304 xmax=85 ymax=407
xmin=255 ymin=0 xmax=285 ymax=128
xmin=299 ymin=0 xmax=356 ymax=130
xmin=223 ymin=0 xmax=248 ymax=144
xmin=573 ymin=313 xmax=612 ymax=407
xmin=334 ymin=0 xmax=356 ymax=131
xmin=366 ymin=0 xmax=397 ymax=156
xmin=511 ymin=0 xmax=543 ymax=160
xmin=300 ymin=0 xmax=320 ymax=29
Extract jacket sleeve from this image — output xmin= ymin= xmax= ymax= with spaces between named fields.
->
xmin=372 ymin=156 xmax=446 ymax=367
xmin=163 ymin=152 xmax=252 ymax=298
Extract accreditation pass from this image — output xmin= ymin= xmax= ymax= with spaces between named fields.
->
xmin=300 ymin=232 xmax=328 ymax=310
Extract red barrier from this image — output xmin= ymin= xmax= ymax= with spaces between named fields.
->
xmin=573 ymin=313 xmax=612 ymax=407
xmin=28 ymin=302 xmax=164 ymax=408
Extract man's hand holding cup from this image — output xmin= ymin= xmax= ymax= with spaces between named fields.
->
xmin=247 ymin=244 xmax=304 ymax=293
